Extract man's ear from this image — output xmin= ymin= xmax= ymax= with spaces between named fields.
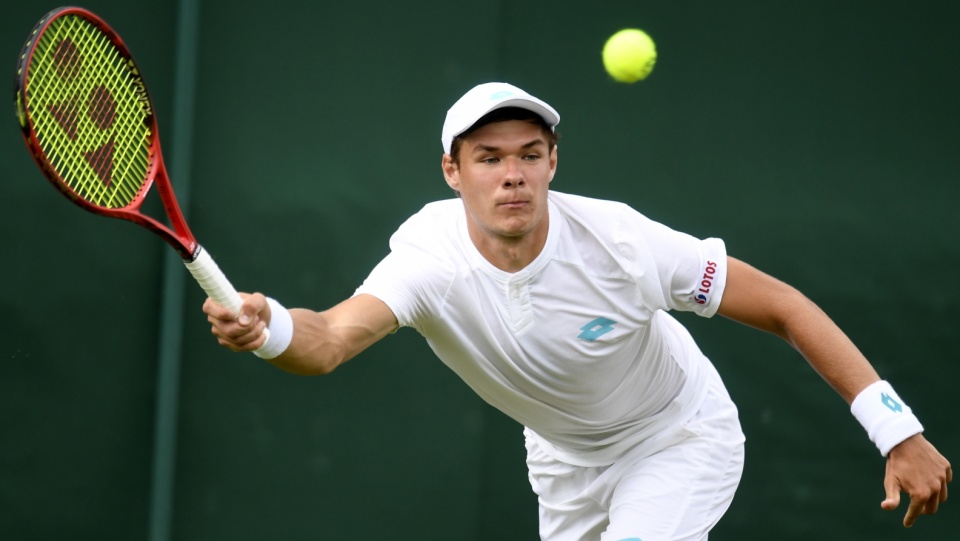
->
xmin=441 ymin=154 xmax=460 ymax=191
xmin=548 ymin=145 xmax=558 ymax=183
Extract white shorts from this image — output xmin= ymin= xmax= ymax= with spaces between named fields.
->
xmin=525 ymin=371 xmax=745 ymax=541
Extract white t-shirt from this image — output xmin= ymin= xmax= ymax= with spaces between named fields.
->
xmin=355 ymin=191 xmax=729 ymax=466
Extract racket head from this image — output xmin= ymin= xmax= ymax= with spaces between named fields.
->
xmin=15 ymin=7 xmax=197 ymax=258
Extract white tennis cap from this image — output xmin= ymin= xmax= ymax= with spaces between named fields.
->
xmin=441 ymin=82 xmax=560 ymax=154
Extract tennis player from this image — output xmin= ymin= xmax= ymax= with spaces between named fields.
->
xmin=205 ymin=82 xmax=950 ymax=540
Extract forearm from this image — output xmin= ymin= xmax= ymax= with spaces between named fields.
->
xmin=718 ymin=257 xmax=926 ymax=456
xmin=265 ymin=308 xmax=350 ymax=376
xmin=719 ymin=258 xmax=949 ymax=524
xmin=260 ymin=294 xmax=399 ymax=376
xmin=718 ymin=258 xmax=879 ymax=403
xmin=775 ymin=293 xmax=880 ymax=404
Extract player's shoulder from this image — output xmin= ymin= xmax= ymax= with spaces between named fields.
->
xmin=550 ymin=190 xmax=634 ymax=215
xmin=549 ymin=190 xmax=646 ymax=232
xmin=549 ymin=190 xmax=686 ymax=256
xmin=387 ymin=198 xmax=461 ymax=254
xmin=408 ymin=198 xmax=461 ymax=221
xmin=395 ymin=198 xmax=460 ymax=233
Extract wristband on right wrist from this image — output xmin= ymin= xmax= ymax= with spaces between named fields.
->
xmin=253 ymin=297 xmax=293 ymax=360
xmin=850 ymin=380 xmax=923 ymax=457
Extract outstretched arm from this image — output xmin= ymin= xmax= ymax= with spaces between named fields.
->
xmin=717 ymin=256 xmax=951 ymax=527
xmin=204 ymin=292 xmax=399 ymax=376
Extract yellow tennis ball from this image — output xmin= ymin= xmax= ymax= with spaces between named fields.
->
xmin=602 ymin=28 xmax=657 ymax=83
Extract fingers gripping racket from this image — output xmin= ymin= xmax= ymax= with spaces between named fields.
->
xmin=15 ymin=7 xmax=269 ymax=348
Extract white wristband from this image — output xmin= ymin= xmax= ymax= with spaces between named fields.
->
xmin=850 ymin=380 xmax=923 ymax=456
xmin=253 ymin=297 xmax=293 ymax=360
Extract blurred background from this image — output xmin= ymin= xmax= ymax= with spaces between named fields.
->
xmin=2 ymin=1 xmax=958 ymax=539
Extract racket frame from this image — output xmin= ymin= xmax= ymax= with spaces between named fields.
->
xmin=13 ymin=6 xmax=268 ymax=335
xmin=15 ymin=6 xmax=200 ymax=261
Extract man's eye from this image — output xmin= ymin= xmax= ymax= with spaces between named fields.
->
xmin=482 ymin=157 xmax=499 ymax=164
xmin=524 ymin=154 xmax=541 ymax=161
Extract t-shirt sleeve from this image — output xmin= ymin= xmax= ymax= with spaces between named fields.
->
xmin=663 ymin=235 xmax=727 ymax=317
xmin=353 ymin=206 xmax=455 ymax=330
xmin=619 ymin=207 xmax=728 ymax=318
xmin=354 ymin=249 xmax=435 ymax=329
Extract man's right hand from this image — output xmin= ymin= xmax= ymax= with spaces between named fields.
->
xmin=204 ymin=292 xmax=271 ymax=352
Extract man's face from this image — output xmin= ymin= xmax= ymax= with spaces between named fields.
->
xmin=442 ymin=119 xmax=557 ymax=243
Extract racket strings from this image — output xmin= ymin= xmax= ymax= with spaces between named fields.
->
xmin=27 ymin=15 xmax=152 ymax=209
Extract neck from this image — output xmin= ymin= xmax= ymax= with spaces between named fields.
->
xmin=468 ymin=216 xmax=549 ymax=273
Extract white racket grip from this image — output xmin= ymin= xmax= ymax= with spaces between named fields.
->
xmin=183 ymin=246 xmax=271 ymax=348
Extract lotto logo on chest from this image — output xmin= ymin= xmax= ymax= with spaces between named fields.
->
xmin=578 ymin=317 xmax=617 ymax=341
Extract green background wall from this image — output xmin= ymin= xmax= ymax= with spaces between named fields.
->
xmin=2 ymin=1 xmax=958 ymax=539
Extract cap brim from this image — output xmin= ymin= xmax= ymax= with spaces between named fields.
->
xmin=442 ymin=96 xmax=560 ymax=153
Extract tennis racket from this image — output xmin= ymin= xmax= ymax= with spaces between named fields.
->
xmin=14 ymin=6 xmax=269 ymax=348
